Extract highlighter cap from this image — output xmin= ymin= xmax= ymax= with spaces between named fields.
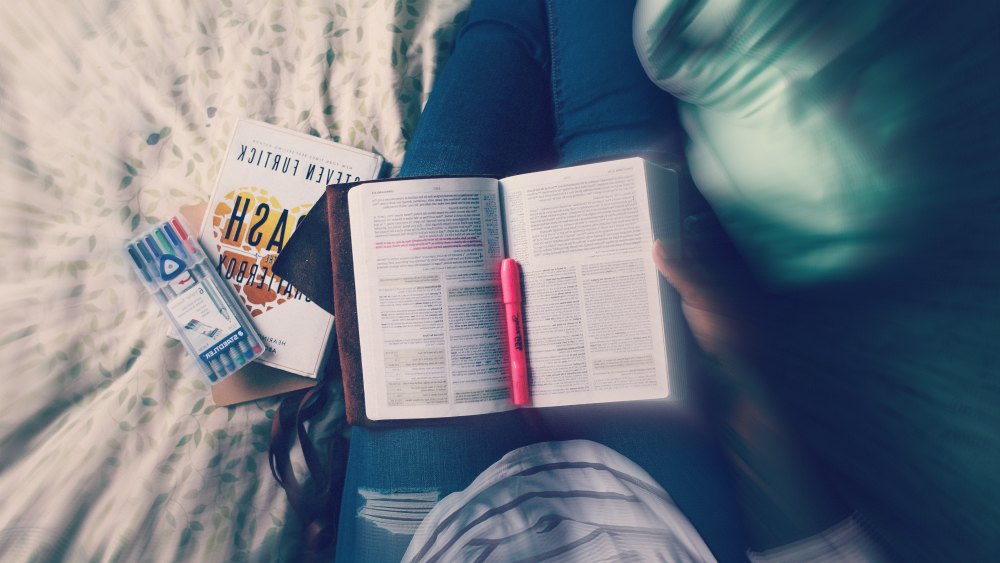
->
xmin=500 ymin=258 xmax=522 ymax=304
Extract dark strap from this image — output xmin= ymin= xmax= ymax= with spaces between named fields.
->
xmin=268 ymin=376 xmax=348 ymax=554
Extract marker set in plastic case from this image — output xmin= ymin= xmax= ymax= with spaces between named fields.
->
xmin=126 ymin=216 xmax=264 ymax=383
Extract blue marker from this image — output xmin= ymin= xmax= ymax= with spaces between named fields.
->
xmin=144 ymin=235 xmax=161 ymax=258
xmin=137 ymin=238 xmax=155 ymax=265
xmin=128 ymin=246 xmax=152 ymax=283
xmin=163 ymin=222 xmax=189 ymax=260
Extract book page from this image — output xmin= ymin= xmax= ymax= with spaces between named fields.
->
xmin=349 ymin=178 xmax=512 ymax=420
xmin=501 ymin=158 xmax=671 ymax=408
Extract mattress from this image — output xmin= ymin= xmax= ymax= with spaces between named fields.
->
xmin=0 ymin=0 xmax=469 ymax=560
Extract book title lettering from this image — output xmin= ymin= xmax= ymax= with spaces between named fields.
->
xmin=236 ymin=143 xmax=363 ymax=185
xmin=210 ymin=189 xmax=313 ymax=317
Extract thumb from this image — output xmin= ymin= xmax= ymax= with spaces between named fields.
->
xmin=654 ymin=238 xmax=738 ymax=358
xmin=653 ymin=239 xmax=703 ymax=306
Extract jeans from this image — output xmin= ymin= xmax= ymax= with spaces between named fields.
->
xmin=336 ymin=404 xmax=748 ymax=562
xmin=335 ymin=0 xmax=745 ymax=560
xmin=398 ymin=0 xmax=683 ymax=179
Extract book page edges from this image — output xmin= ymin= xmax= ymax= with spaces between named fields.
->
xmin=644 ymin=160 xmax=686 ymax=400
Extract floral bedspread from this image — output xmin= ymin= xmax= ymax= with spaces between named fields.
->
xmin=0 ymin=0 xmax=468 ymax=560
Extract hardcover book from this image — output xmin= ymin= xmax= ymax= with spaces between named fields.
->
xmin=275 ymin=157 xmax=686 ymax=423
xmin=198 ymin=118 xmax=383 ymax=380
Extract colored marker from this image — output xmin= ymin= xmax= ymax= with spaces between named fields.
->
xmin=136 ymin=231 xmax=224 ymax=382
xmin=230 ymin=348 xmax=246 ymax=367
xmin=136 ymin=240 xmax=167 ymax=294
xmin=236 ymin=340 xmax=253 ymax=361
xmin=500 ymin=258 xmax=530 ymax=406
xmin=169 ymin=220 xmax=235 ymax=322
xmin=128 ymin=246 xmax=152 ymax=283
xmin=127 ymin=216 xmax=267 ymax=384
xmin=157 ymin=226 xmax=231 ymax=319
xmin=218 ymin=350 xmax=235 ymax=373
xmin=202 ymin=358 xmax=221 ymax=382
xmin=154 ymin=228 xmax=172 ymax=257
xmin=144 ymin=235 xmax=161 ymax=258
xmin=136 ymin=237 xmax=155 ymax=266
xmin=198 ymin=275 xmax=232 ymax=321
xmin=162 ymin=223 xmax=189 ymax=260
xmin=165 ymin=224 xmax=238 ymax=354
xmin=169 ymin=217 xmax=199 ymax=256
xmin=171 ymin=218 xmax=262 ymax=356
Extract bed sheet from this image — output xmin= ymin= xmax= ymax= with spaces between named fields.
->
xmin=0 ymin=0 xmax=469 ymax=560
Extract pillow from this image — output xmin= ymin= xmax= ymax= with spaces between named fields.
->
xmin=633 ymin=0 xmax=996 ymax=286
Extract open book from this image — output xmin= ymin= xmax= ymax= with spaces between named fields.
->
xmin=348 ymin=158 xmax=684 ymax=421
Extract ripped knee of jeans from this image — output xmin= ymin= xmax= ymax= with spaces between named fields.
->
xmin=356 ymin=488 xmax=441 ymax=536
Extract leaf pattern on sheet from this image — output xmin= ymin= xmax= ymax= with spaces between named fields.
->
xmin=0 ymin=0 xmax=469 ymax=560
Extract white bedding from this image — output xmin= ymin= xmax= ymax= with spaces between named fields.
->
xmin=0 ymin=0 xmax=469 ymax=560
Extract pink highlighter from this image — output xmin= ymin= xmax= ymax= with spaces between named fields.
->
xmin=500 ymin=258 xmax=530 ymax=406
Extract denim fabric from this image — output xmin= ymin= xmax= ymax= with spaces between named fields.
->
xmin=335 ymin=404 xmax=748 ymax=562
xmin=399 ymin=0 xmax=682 ymax=179
xmin=336 ymin=0 xmax=743 ymax=561
xmin=334 ymin=412 xmax=543 ymax=562
xmin=544 ymin=0 xmax=683 ymax=167
xmin=398 ymin=0 xmax=556 ymax=178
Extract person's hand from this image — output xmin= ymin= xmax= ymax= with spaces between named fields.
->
xmin=654 ymin=239 xmax=737 ymax=358
xmin=652 ymin=220 xmax=851 ymax=551
xmin=651 ymin=214 xmax=764 ymax=364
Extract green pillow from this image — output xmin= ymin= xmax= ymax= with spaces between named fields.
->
xmin=634 ymin=0 xmax=988 ymax=286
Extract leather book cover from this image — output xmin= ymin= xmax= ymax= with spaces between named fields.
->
xmin=270 ymin=186 xmax=370 ymax=422
xmin=323 ymin=183 xmax=370 ymax=425
xmin=271 ymin=193 xmax=336 ymax=316
xmin=275 ymin=181 xmax=381 ymax=425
